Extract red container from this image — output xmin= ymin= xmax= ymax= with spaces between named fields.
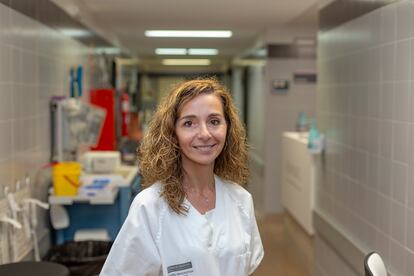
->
xmin=90 ymin=89 xmax=115 ymax=150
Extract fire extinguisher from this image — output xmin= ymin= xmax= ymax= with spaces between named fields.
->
xmin=120 ymin=92 xmax=130 ymax=137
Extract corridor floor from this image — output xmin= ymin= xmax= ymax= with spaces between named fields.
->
xmin=253 ymin=213 xmax=314 ymax=276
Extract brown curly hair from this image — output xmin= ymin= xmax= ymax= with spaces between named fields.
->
xmin=138 ymin=78 xmax=249 ymax=214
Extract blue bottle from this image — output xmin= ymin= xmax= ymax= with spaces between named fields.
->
xmin=308 ymin=120 xmax=324 ymax=153
xmin=296 ymin=112 xmax=308 ymax=132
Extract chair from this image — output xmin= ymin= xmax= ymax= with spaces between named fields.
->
xmin=364 ymin=252 xmax=388 ymax=276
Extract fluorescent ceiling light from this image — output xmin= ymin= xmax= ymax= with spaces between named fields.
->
xmin=162 ymin=59 xmax=211 ymax=66
xmin=155 ymin=48 xmax=219 ymax=56
xmin=60 ymin=28 xmax=91 ymax=38
xmin=188 ymin=48 xmax=218 ymax=55
xmin=145 ymin=30 xmax=232 ymax=38
xmin=155 ymin=48 xmax=187 ymax=55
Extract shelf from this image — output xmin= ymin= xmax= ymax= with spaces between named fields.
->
xmin=49 ymin=187 xmax=119 ymax=205
xmin=81 ymin=165 xmax=139 ymax=187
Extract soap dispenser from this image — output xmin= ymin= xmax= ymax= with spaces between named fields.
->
xmin=296 ymin=112 xmax=308 ymax=132
xmin=308 ymin=120 xmax=324 ymax=154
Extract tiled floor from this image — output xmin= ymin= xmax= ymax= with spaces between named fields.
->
xmin=253 ymin=213 xmax=314 ymax=276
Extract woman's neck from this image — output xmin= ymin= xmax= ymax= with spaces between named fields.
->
xmin=182 ymin=163 xmax=215 ymax=193
xmin=182 ymin=162 xmax=216 ymax=214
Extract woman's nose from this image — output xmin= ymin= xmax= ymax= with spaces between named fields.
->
xmin=197 ymin=123 xmax=211 ymax=139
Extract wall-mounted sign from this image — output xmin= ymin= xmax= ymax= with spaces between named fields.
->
xmin=272 ymin=79 xmax=289 ymax=94
xmin=293 ymin=72 xmax=317 ymax=84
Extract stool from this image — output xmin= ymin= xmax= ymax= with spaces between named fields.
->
xmin=0 ymin=261 xmax=69 ymax=276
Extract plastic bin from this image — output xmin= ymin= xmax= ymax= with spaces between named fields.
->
xmin=44 ymin=240 xmax=112 ymax=276
xmin=53 ymin=162 xmax=82 ymax=196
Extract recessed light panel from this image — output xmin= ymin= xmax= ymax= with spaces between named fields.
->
xmin=188 ymin=48 xmax=218 ymax=55
xmin=155 ymin=48 xmax=187 ymax=55
xmin=162 ymin=59 xmax=211 ymax=66
xmin=145 ymin=30 xmax=232 ymax=38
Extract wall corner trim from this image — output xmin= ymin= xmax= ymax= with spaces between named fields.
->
xmin=313 ymin=210 xmax=392 ymax=276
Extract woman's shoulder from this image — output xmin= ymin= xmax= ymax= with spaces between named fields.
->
xmin=217 ymin=176 xmax=253 ymax=210
xmin=219 ymin=177 xmax=251 ymax=197
xmin=119 ymin=182 xmax=167 ymax=247
xmin=130 ymin=182 xmax=166 ymax=214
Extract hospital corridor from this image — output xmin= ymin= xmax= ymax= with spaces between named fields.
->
xmin=0 ymin=0 xmax=414 ymax=275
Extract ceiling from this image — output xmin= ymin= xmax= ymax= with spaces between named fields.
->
xmin=52 ymin=0 xmax=318 ymax=70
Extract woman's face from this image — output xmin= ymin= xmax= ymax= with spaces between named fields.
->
xmin=175 ymin=93 xmax=227 ymax=168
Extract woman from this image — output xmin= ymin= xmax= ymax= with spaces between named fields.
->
xmin=100 ymin=79 xmax=264 ymax=276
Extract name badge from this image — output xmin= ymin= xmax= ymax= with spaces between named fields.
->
xmin=167 ymin=261 xmax=194 ymax=276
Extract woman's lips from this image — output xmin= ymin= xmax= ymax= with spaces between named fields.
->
xmin=193 ymin=144 xmax=217 ymax=152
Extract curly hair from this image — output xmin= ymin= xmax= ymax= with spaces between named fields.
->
xmin=138 ymin=78 xmax=249 ymax=214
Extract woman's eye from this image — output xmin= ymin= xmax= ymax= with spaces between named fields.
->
xmin=210 ymin=119 xmax=220 ymax=126
xmin=183 ymin=121 xmax=193 ymax=127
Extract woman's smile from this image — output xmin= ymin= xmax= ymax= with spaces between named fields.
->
xmin=193 ymin=144 xmax=216 ymax=148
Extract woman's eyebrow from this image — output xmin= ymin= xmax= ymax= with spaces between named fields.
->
xmin=208 ymin=113 xmax=223 ymax=117
xmin=177 ymin=114 xmax=196 ymax=121
xmin=178 ymin=113 xmax=224 ymax=121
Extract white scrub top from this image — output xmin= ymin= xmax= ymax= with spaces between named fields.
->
xmin=100 ymin=175 xmax=264 ymax=276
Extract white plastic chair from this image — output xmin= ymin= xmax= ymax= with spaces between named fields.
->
xmin=364 ymin=252 xmax=388 ymax=276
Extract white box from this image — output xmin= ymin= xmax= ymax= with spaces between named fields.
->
xmin=80 ymin=151 xmax=120 ymax=173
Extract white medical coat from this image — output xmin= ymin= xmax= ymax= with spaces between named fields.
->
xmin=100 ymin=175 xmax=264 ymax=276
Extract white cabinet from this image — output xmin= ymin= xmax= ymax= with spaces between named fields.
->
xmin=282 ymin=132 xmax=316 ymax=235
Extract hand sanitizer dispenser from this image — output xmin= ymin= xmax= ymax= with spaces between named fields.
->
xmin=307 ymin=120 xmax=324 ymax=154
xmin=296 ymin=112 xmax=308 ymax=132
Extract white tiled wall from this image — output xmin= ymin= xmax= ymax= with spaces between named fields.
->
xmin=316 ymin=1 xmax=414 ymax=275
xmin=0 ymin=3 xmax=89 ymax=243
